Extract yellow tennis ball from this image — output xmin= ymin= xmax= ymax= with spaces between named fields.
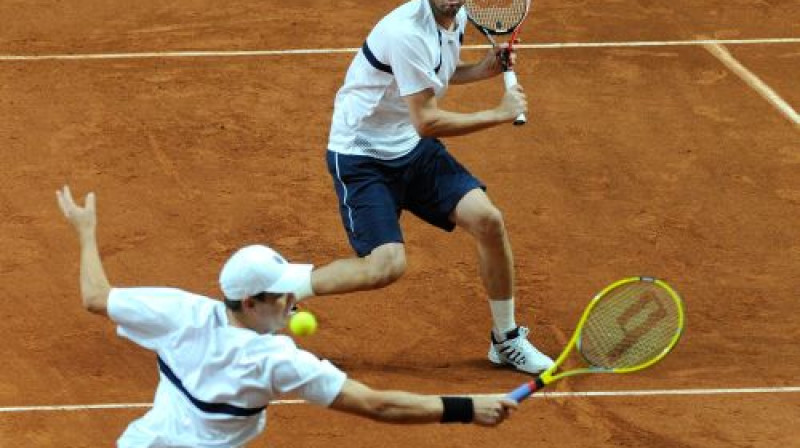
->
xmin=289 ymin=310 xmax=318 ymax=336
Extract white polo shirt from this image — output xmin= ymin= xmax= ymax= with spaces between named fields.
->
xmin=108 ymin=287 xmax=347 ymax=448
xmin=328 ymin=0 xmax=467 ymax=160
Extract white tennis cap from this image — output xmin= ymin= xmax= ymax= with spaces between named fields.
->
xmin=219 ymin=245 xmax=312 ymax=301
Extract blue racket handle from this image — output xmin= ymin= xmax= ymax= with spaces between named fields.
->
xmin=508 ymin=378 xmax=545 ymax=403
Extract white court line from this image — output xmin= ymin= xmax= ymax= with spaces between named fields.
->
xmin=0 ymin=37 xmax=799 ymax=61
xmin=2 ymin=387 xmax=799 ymax=413
xmin=704 ymin=43 xmax=800 ymax=127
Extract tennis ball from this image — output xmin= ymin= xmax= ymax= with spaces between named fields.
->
xmin=289 ymin=310 xmax=318 ymax=336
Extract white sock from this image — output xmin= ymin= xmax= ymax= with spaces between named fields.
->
xmin=489 ymin=298 xmax=516 ymax=338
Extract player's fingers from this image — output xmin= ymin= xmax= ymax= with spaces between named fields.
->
xmin=495 ymin=45 xmax=513 ymax=60
xmin=67 ymin=186 xmax=82 ymax=211
xmin=500 ymin=398 xmax=519 ymax=410
xmin=491 ymin=47 xmax=505 ymax=63
xmin=86 ymin=192 xmax=96 ymax=212
xmin=63 ymin=185 xmax=74 ymax=204
xmin=497 ymin=404 xmax=512 ymax=423
xmin=57 ymin=186 xmax=76 ymax=215
xmin=472 ymin=407 xmax=489 ymax=426
xmin=56 ymin=190 xmax=68 ymax=217
xmin=495 ymin=406 xmax=510 ymax=423
xmin=493 ymin=405 xmax=505 ymax=420
xmin=480 ymin=410 xmax=501 ymax=426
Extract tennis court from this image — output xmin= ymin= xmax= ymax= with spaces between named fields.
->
xmin=1 ymin=0 xmax=799 ymax=446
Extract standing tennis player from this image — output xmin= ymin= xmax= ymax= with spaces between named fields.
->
xmin=56 ymin=186 xmax=516 ymax=447
xmin=292 ymin=0 xmax=554 ymax=374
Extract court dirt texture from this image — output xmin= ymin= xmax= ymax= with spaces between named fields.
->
xmin=1 ymin=0 xmax=799 ymax=446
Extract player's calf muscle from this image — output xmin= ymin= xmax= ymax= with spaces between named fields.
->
xmin=365 ymin=256 xmax=405 ymax=288
xmin=82 ymin=292 xmax=108 ymax=314
xmin=359 ymin=243 xmax=406 ymax=288
xmin=311 ymin=252 xmax=405 ymax=294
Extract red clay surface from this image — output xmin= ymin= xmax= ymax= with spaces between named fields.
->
xmin=1 ymin=1 xmax=799 ymax=446
xmin=725 ymin=44 xmax=800 ymax=112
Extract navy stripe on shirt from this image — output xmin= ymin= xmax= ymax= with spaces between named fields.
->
xmin=361 ymin=40 xmax=393 ymax=74
xmin=362 ymin=30 xmax=446 ymax=76
xmin=157 ymin=356 xmax=266 ymax=417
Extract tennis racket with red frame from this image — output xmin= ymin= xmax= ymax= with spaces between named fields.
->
xmin=463 ymin=0 xmax=531 ymax=125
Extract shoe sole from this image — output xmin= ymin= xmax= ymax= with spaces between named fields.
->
xmin=488 ymin=347 xmax=552 ymax=374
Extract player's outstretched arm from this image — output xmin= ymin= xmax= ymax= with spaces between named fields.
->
xmin=56 ymin=185 xmax=111 ymax=316
xmin=405 ymin=86 xmax=526 ymax=138
xmin=329 ymin=379 xmax=516 ymax=426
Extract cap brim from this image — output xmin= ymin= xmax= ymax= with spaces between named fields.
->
xmin=265 ymin=263 xmax=313 ymax=293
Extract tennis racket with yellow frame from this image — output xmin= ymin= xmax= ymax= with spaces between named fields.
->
xmin=509 ymin=276 xmax=686 ymax=402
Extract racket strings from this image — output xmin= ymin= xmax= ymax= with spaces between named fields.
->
xmin=578 ymin=282 xmax=682 ymax=369
xmin=464 ymin=0 xmax=528 ymax=32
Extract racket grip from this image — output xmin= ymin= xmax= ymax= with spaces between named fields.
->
xmin=507 ymin=378 xmax=545 ymax=403
xmin=502 ymin=71 xmax=528 ymax=126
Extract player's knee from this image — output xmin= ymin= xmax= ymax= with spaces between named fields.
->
xmin=365 ymin=246 xmax=406 ymax=288
xmin=474 ymin=207 xmax=506 ymax=242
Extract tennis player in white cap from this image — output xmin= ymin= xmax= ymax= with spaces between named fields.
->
xmin=56 ymin=185 xmax=517 ymax=448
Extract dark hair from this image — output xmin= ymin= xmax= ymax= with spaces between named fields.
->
xmin=224 ymin=291 xmax=285 ymax=312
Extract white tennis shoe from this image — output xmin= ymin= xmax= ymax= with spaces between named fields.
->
xmin=488 ymin=326 xmax=555 ymax=375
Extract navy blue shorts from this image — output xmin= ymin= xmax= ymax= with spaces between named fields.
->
xmin=327 ymin=138 xmax=485 ymax=257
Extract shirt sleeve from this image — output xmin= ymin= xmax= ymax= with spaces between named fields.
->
xmin=270 ymin=348 xmax=348 ymax=407
xmin=388 ymin=33 xmax=444 ymax=97
xmin=107 ymin=287 xmax=195 ymax=351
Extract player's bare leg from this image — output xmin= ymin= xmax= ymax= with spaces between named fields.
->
xmin=308 ymin=243 xmax=407 ymax=296
xmin=451 ymin=188 xmax=554 ymax=374
xmin=450 ymin=189 xmax=514 ymax=302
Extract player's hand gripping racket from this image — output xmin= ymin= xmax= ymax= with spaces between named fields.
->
xmin=509 ymin=276 xmax=686 ymax=402
xmin=464 ymin=0 xmax=531 ymax=125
